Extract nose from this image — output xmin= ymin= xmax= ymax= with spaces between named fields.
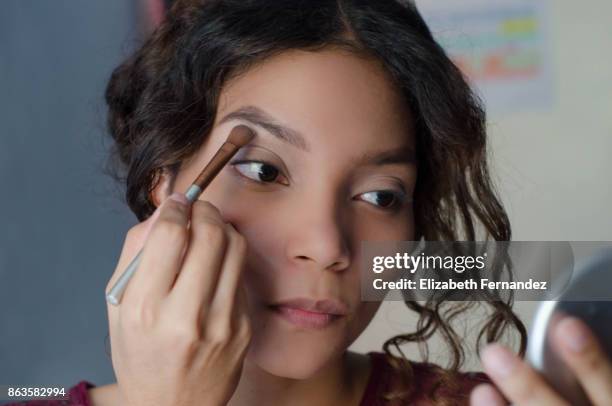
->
xmin=284 ymin=200 xmax=351 ymax=273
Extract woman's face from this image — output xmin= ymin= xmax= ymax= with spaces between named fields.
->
xmin=167 ymin=49 xmax=416 ymax=378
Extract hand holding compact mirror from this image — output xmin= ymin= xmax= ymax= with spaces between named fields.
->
xmin=527 ymin=248 xmax=612 ymax=405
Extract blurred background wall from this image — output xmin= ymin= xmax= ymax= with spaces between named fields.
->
xmin=1 ymin=0 xmax=610 ymax=392
xmin=0 ymin=0 xmax=140 ymax=391
xmin=352 ymin=0 xmax=612 ymax=368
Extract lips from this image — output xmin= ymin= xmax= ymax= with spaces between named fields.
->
xmin=268 ymin=297 xmax=349 ymax=329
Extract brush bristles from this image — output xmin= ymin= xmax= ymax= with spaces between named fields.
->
xmin=227 ymin=125 xmax=255 ymax=147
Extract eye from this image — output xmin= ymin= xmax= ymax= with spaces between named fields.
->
xmin=231 ymin=160 xmax=287 ymax=185
xmin=358 ymin=190 xmax=408 ymax=210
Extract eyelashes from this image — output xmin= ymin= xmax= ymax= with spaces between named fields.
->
xmin=230 ymin=159 xmax=289 ymax=185
xmin=359 ymin=190 xmax=408 ymax=211
xmin=230 ymin=159 xmax=411 ymax=211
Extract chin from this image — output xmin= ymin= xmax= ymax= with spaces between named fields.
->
xmin=245 ymin=314 xmax=350 ymax=379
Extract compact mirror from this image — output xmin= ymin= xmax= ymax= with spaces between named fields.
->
xmin=527 ymin=248 xmax=612 ymax=405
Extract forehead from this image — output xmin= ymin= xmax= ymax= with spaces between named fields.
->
xmin=215 ymin=48 xmax=415 ymax=155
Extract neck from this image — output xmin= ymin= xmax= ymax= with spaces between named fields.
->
xmin=227 ymin=351 xmax=371 ymax=406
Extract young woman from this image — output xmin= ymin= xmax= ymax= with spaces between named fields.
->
xmin=11 ymin=1 xmax=612 ymax=405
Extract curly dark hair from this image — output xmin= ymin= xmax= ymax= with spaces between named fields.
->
xmin=104 ymin=0 xmax=527 ymax=404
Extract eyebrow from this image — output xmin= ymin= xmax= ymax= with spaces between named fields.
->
xmin=218 ymin=105 xmax=416 ymax=167
xmin=355 ymin=145 xmax=417 ymax=167
xmin=218 ymin=105 xmax=310 ymax=151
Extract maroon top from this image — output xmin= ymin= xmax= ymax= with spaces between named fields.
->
xmin=358 ymin=352 xmax=490 ymax=405
xmin=4 ymin=352 xmax=489 ymax=406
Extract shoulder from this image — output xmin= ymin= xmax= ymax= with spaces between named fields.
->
xmin=363 ymin=352 xmax=490 ymax=405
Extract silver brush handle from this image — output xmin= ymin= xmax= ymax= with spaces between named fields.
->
xmin=105 ymin=185 xmax=202 ymax=306
xmin=105 ymin=250 xmax=143 ymax=305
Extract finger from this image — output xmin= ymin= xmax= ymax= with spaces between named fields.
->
xmin=123 ymin=193 xmax=191 ymax=306
xmin=481 ymin=344 xmax=570 ymax=406
xmin=554 ymin=316 xmax=612 ymax=406
xmin=227 ymin=272 xmax=250 ymax=336
xmin=228 ymin=279 xmax=252 ymax=362
xmin=105 ymin=205 xmax=163 ymax=328
xmin=470 ymin=384 xmax=507 ymax=406
xmin=105 ymin=206 xmax=162 ymax=295
xmin=233 ymin=277 xmax=249 ymax=323
xmin=168 ymin=200 xmax=229 ymax=324
xmin=232 ymin=281 xmax=252 ymax=357
xmin=208 ymin=224 xmax=248 ymax=326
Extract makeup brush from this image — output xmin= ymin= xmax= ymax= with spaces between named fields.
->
xmin=106 ymin=125 xmax=255 ymax=306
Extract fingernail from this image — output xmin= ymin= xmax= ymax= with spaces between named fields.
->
xmin=168 ymin=192 xmax=189 ymax=206
xmin=482 ymin=344 xmax=516 ymax=378
xmin=558 ymin=317 xmax=589 ymax=353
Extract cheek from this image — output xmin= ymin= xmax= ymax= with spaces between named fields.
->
xmin=345 ymin=301 xmax=382 ymax=341
xmin=353 ymin=205 xmax=415 ymax=242
xmin=177 ymin=173 xmax=281 ymax=295
xmin=200 ymin=185 xmax=287 ymax=297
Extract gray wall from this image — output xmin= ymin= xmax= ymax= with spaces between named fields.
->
xmin=1 ymin=0 xmax=140 ymax=391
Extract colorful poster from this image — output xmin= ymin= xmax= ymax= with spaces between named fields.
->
xmin=416 ymin=0 xmax=554 ymax=113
